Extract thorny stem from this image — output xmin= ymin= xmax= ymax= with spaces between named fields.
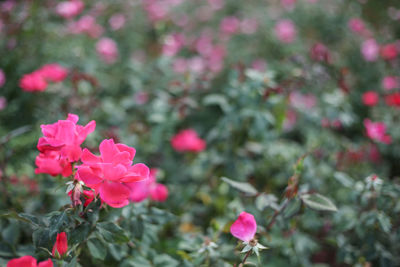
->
xmin=266 ymin=199 xmax=289 ymax=231
xmin=241 ymin=249 xmax=252 ymax=266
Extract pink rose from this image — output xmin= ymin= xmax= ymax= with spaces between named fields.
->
xmin=274 ymin=19 xmax=297 ymax=44
xmin=76 ymin=139 xmax=149 ymax=208
xmin=96 ymin=38 xmax=119 ymax=64
xmin=361 ymin=39 xmax=379 ymax=62
xmin=171 ymin=129 xmax=206 ymax=153
xmin=230 ymin=212 xmax=257 ymax=242
xmin=362 ymin=91 xmax=379 ymax=106
xmin=56 ymin=0 xmax=84 ymax=19
xmin=364 ymin=119 xmax=391 ymax=144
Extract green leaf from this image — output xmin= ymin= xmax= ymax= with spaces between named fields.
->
xmin=0 ymin=212 xmax=41 ymax=227
xmin=47 ymin=211 xmax=69 ymax=236
xmin=154 ymin=254 xmax=180 ymax=267
xmin=68 ymin=223 xmax=91 ymax=244
xmin=301 ymin=193 xmax=338 ymax=212
xmin=87 ymin=239 xmax=107 ymax=260
xmin=96 ymin=222 xmax=129 ymax=243
xmin=2 ymin=222 xmax=20 ymax=245
xmin=221 ymin=177 xmax=258 ymax=196
xmin=255 ymin=193 xmax=279 ymax=211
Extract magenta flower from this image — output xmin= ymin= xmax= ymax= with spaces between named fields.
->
xmin=19 ymin=71 xmax=48 ymax=92
xmin=171 ymin=129 xmax=206 ymax=153
xmin=7 ymin=255 xmax=53 ymax=267
xmin=364 ymin=119 xmax=391 ymax=144
xmin=274 ymin=19 xmax=297 ymax=44
xmin=76 ymin=139 xmax=149 ymax=208
xmin=230 ymin=212 xmax=257 ymax=242
xmin=38 ymin=64 xmax=68 ymax=83
xmin=362 ymin=91 xmax=379 ymax=106
xmin=35 ymin=151 xmax=73 ymax=177
xmin=38 ymin=114 xmax=96 ymax=162
xmin=220 ymin=16 xmax=240 ymax=35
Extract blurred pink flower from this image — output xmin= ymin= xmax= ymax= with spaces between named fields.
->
xmin=68 ymin=15 xmax=104 ymax=38
xmin=381 ymin=43 xmax=398 ymax=61
xmin=19 ymin=71 xmax=48 ymax=92
xmin=56 ymin=0 xmax=84 ymax=19
xmin=348 ymin=18 xmax=366 ymax=34
xmin=129 ymin=169 xmax=169 ymax=202
xmin=171 ymin=129 xmax=206 ymax=153
xmin=385 ymin=92 xmax=400 ymax=107
xmin=162 ymin=33 xmax=185 ymax=57
xmin=188 ymin=57 xmax=206 ymax=74
xmin=220 ymin=16 xmax=240 ymax=35
xmin=38 ymin=64 xmax=68 ymax=82
xmin=0 ymin=69 xmax=5 ymax=87
xmin=37 ymin=113 xmax=96 ymax=162
xmin=230 ymin=212 xmax=257 ymax=242
xmin=382 ymin=76 xmax=398 ymax=90
xmin=361 ymin=39 xmax=379 ymax=61
xmin=364 ymin=119 xmax=391 ymax=144
xmin=96 ymin=38 xmax=119 ymax=64
xmin=362 ymin=91 xmax=379 ymax=106
xmin=310 ymin=43 xmax=331 ymax=62
xmin=109 ymin=13 xmax=126 ymax=31
xmin=274 ymin=19 xmax=297 ymax=44
xmin=76 ymin=139 xmax=149 ymax=208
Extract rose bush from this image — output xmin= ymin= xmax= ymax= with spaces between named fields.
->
xmin=1 ymin=0 xmax=400 ymax=266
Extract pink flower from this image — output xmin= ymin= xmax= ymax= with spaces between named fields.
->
xmin=19 ymin=71 xmax=48 ymax=92
xmin=134 ymin=91 xmax=149 ymax=105
xmin=128 ymin=169 xmax=169 ymax=202
xmin=289 ymin=92 xmax=316 ymax=109
xmin=76 ymin=139 xmax=149 ymax=208
xmin=362 ymin=91 xmax=379 ymax=106
xmin=171 ymin=129 xmax=206 ymax=153
xmin=109 ymin=13 xmax=126 ymax=31
xmin=56 ymin=0 xmax=84 ymax=19
xmin=96 ymin=38 xmax=119 ymax=64
xmin=310 ymin=43 xmax=331 ymax=62
xmin=35 ymin=151 xmax=73 ymax=177
xmin=348 ymin=18 xmax=366 ymax=34
xmin=385 ymin=92 xmax=400 ymax=107
xmin=230 ymin=212 xmax=257 ymax=242
xmin=220 ymin=16 xmax=240 ymax=35
xmin=381 ymin=43 xmax=398 ymax=61
xmin=0 ymin=69 xmax=5 ymax=87
xmin=361 ymin=39 xmax=379 ymax=62
xmin=38 ymin=64 xmax=68 ymax=82
xmin=37 ymin=113 xmax=96 ymax=162
xmin=7 ymin=256 xmax=53 ymax=267
xmin=52 ymin=232 xmax=68 ymax=258
xmin=68 ymin=15 xmax=104 ymax=38
xmin=382 ymin=76 xmax=398 ymax=91
xmin=150 ymin=183 xmax=168 ymax=201
xmin=162 ymin=33 xmax=185 ymax=57
xmin=364 ymin=119 xmax=391 ymax=144
xmin=274 ymin=19 xmax=297 ymax=44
